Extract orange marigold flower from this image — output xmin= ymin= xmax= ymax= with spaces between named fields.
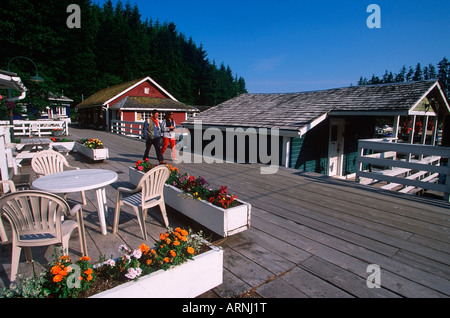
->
xmin=170 ymin=250 xmax=176 ymax=257
xmin=87 ymin=275 xmax=93 ymax=281
xmin=165 ymin=238 xmax=171 ymax=245
xmin=51 ymin=265 xmax=62 ymax=275
xmin=160 ymin=233 xmax=166 ymax=240
xmin=181 ymin=229 xmax=188 ymax=236
xmin=53 ymin=275 xmax=63 ymax=283
xmin=164 ymin=257 xmax=170 ymax=263
xmin=187 ymin=247 xmax=194 ymax=254
xmin=151 ymin=249 xmax=156 ymax=255
xmin=175 ymin=227 xmax=182 ymax=233
xmin=84 ymin=268 xmax=93 ymax=275
xmin=173 ymin=240 xmax=180 ymax=246
xmin=146 ymin=259 xmax=153 ymax=266
xmin=140 ymin=243 xmax=150 ymax=254
xmin=79 ymin=256 xmax=91 ymax=262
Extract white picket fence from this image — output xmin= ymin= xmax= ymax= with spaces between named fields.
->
xmin=0 ymin=120 xmax=69 ymax=138
xmin=356 ymin=138 xmax=450 ymax=200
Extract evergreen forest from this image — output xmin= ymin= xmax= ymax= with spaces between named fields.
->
xmin=0 ymin=0 xmax=247 ymax=119
xmin=358 ymin=57 xmax=450 ymax=96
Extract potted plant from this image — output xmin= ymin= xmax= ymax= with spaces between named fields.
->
xmin=51 ymin=128 xmax=64 ymax=137
xmin=129 ymin=160 xmax=251 ymax=237
xmin=0 ymin=228 xmax=223 ymax=298
xmin=74 ymin=138 xmax=109 ymax=161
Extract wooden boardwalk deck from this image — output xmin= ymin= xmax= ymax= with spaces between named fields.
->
xmin=1 ymin=125 xmax=449 ymax=298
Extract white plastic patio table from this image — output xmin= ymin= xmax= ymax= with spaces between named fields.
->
xmin=32 ymin=169 xmax=118 ymax=235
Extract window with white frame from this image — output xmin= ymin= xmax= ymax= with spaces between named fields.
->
xmin=137 ymin=111 xmax=163 ymax=121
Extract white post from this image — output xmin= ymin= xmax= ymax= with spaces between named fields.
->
xmin=431 ymin=117 xmax=438 ymax=145
xmin=421 ymin=116 xmax=428 ymax=145
xmin=393 ymin=116 xmax=400 ymax=142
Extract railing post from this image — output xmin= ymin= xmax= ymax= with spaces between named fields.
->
xmin=445 ymin=158 xmax=450 ymax=202
xmin=356 ymin=144 xmax=364 ymax=183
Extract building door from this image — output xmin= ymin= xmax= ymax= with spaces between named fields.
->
xmin=328 ymin=119 xmax=345 ymax=176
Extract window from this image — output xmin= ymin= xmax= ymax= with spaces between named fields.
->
xmin=144 ymin=87 xmax=150 ymax=94
xmin=137 ymin=112 xmax=162 ymax=121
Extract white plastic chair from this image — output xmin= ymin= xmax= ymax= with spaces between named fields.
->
xmin=28 ymin=122 xmax=40 ymax=137
xmin=0 ymin=180 xmax=16 ymax=244
xmin=113 ymin=165 xmax=170 ymax=241
xmin=31 ymin=150 xmax=86 ymax=205
xmin=0 ymin=190 xmax=88 ymax=281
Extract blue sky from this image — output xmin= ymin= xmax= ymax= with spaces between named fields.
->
xmin=101 ymin=0 xmax=450 ymax=93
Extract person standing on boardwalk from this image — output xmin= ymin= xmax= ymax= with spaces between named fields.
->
xmin=160 ymin=112 xmax=176 ymax=161
xmin=143 ymin=110 xmax=166 ymax=164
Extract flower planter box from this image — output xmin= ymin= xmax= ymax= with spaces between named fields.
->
xmin=51 ymin=141 xmax=75 ymax=151
xmin=129 ymin=167 xmax=251 ymax=237
xmin=90 ymin=242 xmax=223 ymax=298
xmin=74 ymin=142 xmax=109 ymax=161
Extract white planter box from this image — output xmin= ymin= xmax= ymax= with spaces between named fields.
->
xmin=51 ymin=141 xmax=75 ymax=151
xmin=91 ymin=242 xmax=223 ymax=298
xmin=74 ymin=142 xmax=109 ymax=161
xmin=129 ymin=167 xmax=251 ymax=237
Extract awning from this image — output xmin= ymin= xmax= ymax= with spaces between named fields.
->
xmin=0 ymin=69 xmax=27 ymax=92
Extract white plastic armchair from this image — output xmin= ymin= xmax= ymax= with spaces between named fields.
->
xmin=0 ymin=180 xmax=16 ymax=244
xmin=31 ymin=150 xmax=86 ymax=205
xmin=28 ymin=122 xmax=40 ymax=137
xmin=113 ymin=165 xmax=170 ymax=241
xmin=0 ymin=190 xmax=88 ymax=281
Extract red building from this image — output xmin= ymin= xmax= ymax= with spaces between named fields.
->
xmin=76 ymin=76 xmax=198 ymax=131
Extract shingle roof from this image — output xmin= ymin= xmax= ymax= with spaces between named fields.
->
xmin=184 ymin=80 xmax=443 ymax=131
xmin=111 ymin=96 xmax=197 ymax=112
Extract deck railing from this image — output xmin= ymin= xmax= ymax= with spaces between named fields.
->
xmin=110 ymin=120 xmax=188 ymax=143
xmin=110 ymin=120 xmax=144 ymax=139
xmin=0 ymin=120 xmax=69 ymax=138
xmin=356 ymin=138 xmax=450 ymax=201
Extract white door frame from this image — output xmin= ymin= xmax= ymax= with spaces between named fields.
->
xmin=328 ymin=118 xmax=345 ymax=176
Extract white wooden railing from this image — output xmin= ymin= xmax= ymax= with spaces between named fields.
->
xmin=0 ymin=120 xmax=69 ymax=138
xmin=110 ymin=120 xmax=144 ymax=139
xmin=356 ymin=138 xmax=450 ymax=201
xmin=110 ymin=120 xmax=188 ymax=142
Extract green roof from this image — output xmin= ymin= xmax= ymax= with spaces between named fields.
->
xmin=76 ymin=78 xmax=146 ymax=108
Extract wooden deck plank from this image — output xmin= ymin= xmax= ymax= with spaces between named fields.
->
xmin=1 ymin=126 xmax=449 ymax=298
xmin=182 ymin=162 xmax=450 ymax=266
xmin=298 ymin=256 xmax=399 ymax=298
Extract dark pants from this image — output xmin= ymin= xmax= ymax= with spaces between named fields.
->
xmin=143 ymin=137 xmax=164 ymax=162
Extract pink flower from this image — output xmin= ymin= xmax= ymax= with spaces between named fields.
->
xmin=137 ymin=165 xmax=143 ymax=171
